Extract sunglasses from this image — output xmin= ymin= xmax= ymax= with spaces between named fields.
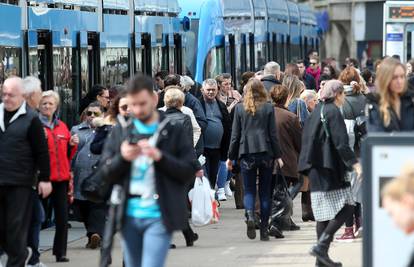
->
xmin=86 ymin=111 xmax=101 ymax=117
xmin=310 ymin=62 xmax=317 ymax=66
xmin=120 ymin=105 xmax=128 ymax=112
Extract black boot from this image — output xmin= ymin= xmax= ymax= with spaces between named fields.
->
xmin=268 ymin=224 xmax=284 ymax=239
xmin=245 ymin=210 xmax=256 ymax=240
xmin=183 ymin=228 xmax=199 ymax=247
xmin=289 ymin=217 xmax=301 ymax=231
xmin=310 ymin=233 xmax=342 ymax=267
xmin=260 ymin=221 xmax=270 ymax=241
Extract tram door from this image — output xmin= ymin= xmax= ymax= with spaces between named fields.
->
xmin=227 ymin=34 xmax=236 ymax=90
xmin=141 ymin=33 xmax=152 ymax=76
xmin=87 ymin=32 xmax=100 ymax=90
xmin=248 ymin=33 xmax=255 ymax=71
xmin=174 ymin=34 xmax=183 ymax=75
xmin=27 ymin=30 xmax=53 ymax=91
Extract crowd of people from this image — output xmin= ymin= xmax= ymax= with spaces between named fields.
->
xmin=0 ymin=50 xmax=414 ymax=267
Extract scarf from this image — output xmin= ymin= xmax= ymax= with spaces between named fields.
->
xmin=306 ymin=67 xmax=321 ymax=91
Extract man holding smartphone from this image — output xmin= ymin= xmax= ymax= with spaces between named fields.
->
xmin=100 ymin=74 xmax=198 ymax=267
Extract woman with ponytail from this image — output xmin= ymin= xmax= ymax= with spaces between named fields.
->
xmin=367 ymin=57 xmax=414 ymax=132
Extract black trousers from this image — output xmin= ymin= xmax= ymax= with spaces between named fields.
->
xmin=0 ymin=186 xmax=33 ymax=267
xmin=74 ymin=200 xmax=106 ymax=239
xmin=51 ymin=181 xmax=69 ymax=258
xmin=204 ymin=148 xmax=221 ymax=188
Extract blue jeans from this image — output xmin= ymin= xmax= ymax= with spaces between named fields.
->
xmin=122 ymin=217 xmax=172 ymax=267
xmin=240 ymin=153 xmax=273 ymax=223
xmin=217 ymin=161 xmax=232 ymax=189
xmin=27 ymin=191 xmax=45 ymax=265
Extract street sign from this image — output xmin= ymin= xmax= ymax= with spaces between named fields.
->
xmin=362 ymin=134 xmax=414 ymax=267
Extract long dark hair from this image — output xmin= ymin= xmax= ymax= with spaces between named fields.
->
xmin=108 ymin=88 xmax=127 ymax=120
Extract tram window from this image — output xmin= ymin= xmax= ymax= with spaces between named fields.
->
xmin=0 ymin=47 xmax=20 ymax=85
xmin=152 ymin=46 xmax=162 ymax=77
xmin=101 ymin=48 xmax=129 ymax=88
xmin=225 ymin=44 xmax=231 ymax=73
xmin=204 ymin=46 xmax=225 ymax=79
xmin=53 ymin=47 xmax=74 ymax=125
xmin=0 ymin=0 xmax=18 ymax=5
xmin=240 ymin=38 xmax=247 ymax=73
xmin=162 ymin=46 xmax=169 ymax=73
xmin=135 ymin=48 xmax=143 ymax=73
xmin=255 ymin=42 xmax=268 ymax=70
xmin=169 ymin=46 xmax=175 ymax=74
xmin=80 ymin=48 xmax=89 ymax=99
xmin=236 ymin=41 xmax=243 ymax=86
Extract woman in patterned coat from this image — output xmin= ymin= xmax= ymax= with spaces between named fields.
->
xmin=298 ymin=80 xmax=361 ymax=267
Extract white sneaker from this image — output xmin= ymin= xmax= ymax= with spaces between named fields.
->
xmin=28 ymin=262 xmax=48 ymax=267
xmin=0 ymin=253 xmax=8 ymax=267
xmin=224 ymin=181 xmax=233 ymax=197
xmin=217 ymin=188 xmax=227 ymax=201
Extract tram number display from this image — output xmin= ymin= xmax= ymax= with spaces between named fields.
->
xmin=389 ymin=6 xmax=414 ymax=19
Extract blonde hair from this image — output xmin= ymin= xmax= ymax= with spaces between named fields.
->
xmin=243 ymin=79 xmax=268 ymax=115
xmin=375 ymin=58 xmax=407 ymax=127
xmin=382 ymin=165 xmax=414 ymax=201
xmin=41 ymin=90 xmax=60 ymax=107
xmin=164 ymin=88 xmax=185 ymax=108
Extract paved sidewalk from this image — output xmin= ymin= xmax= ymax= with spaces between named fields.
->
xmin=40 ymin=196 xmax=362 ymax=267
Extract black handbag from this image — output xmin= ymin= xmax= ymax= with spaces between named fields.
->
xmin=270 ymin=169 xmax=293 ymax=228
xmin=81 ymin=162 xmax=111 ymax=203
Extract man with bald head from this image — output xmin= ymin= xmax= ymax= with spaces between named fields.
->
xmin=0 ymin=77 xmax=50 ymax=267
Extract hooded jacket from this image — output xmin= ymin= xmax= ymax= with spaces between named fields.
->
xmin=40 ymin=114 xmax=74 ymax=182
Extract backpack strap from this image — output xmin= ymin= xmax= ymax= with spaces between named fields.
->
xmin=320 ymin=103 xmax=330 ymax=138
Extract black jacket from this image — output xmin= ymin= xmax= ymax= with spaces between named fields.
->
xmin=342 ymin=92 xmax=366 ymax=120
xmin=100 ymin=112 xmax=198 ymax=232
xmin=302 ymin=73 xmax=317 ymax=90
xmin=164 ymin=108 xmax=194 ymax=147
xmin=228 ymin=103 xmax=281 ymax=160
xmin=199 ymin=97 xmax=232 ymax=161
xmin=261 ymin=75 xmax=281 ymax=92
xmin=298 ymin=102 xmax=357 ymax=191
xmin=0 ymin=103 xmax=50 ymax=186
xmin=367 ymin=91 xmax=414 ymax=132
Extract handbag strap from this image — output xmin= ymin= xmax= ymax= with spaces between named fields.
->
xmin=276 ymin=165 xmax=291 ymax=196
xmin=320 ymin=103 xmax=330 ymax=138
xmin=344 ymin=97 xmax=357 ymax=119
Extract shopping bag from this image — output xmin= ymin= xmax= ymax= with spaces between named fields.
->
xmin=188 ymin=176 xmax=214 ymax=226
xmin=211 ymin=200 xmax=220 ymax=224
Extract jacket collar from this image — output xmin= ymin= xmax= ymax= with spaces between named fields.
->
xmin=0 ymin=101 xmax=28 ymax=132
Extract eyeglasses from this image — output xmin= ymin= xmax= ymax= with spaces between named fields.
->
xmin=86 ymin=111 xmax=101 ymax=117
xmin=120 ymin=105 xmax=128 ymax=112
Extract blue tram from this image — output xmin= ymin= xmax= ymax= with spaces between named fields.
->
xmin=177 ymin=0 xmax=320 ymax=87
xmin=0 ymin=0 xmax=319 ymax=124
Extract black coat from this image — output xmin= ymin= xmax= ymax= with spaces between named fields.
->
xmin=342 ymin=92 xmax=366 ymax=120
xmin=199 ymin=97 xmax=232 ymax=161
xmin=261 ymin=75 xmax=281 ymax=92
xmin=302 ymin=73 xmax=317 ymax=90
xmin=164 ymin=108 xmax=194 ymax=147
xmin=100 ymin=112 xmax=199 ymax=232
xmin=367 ymin=91 xmax=414 ymax=132
xmin=228 ymin=103 xmax=281 ymax=160
xmin=298 ymin=101 xmax=357 ymax=191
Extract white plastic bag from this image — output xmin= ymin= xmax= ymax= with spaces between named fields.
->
xmin=188 ymin=176 xmax=214 ymax=227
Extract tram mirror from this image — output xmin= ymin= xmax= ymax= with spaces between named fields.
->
xmin=181 ymin=16 xmax=190 ymax=32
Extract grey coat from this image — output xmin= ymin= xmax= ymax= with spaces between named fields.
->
xmin=342 ymin=92 xmax=366 ymax=120
xmin=228 ymin=102 xmax=281 ymax=160
xmin=71 ymin=122 xmax=100 ymax=200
